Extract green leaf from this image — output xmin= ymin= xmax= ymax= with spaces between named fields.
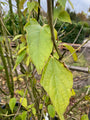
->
xmin=17 ymin=46 xmax=26 ymax=55
xmin=9 ymin=98 xmax=16 ymax=113
xmin=26 ymin=55 xmax=31 ymax=67
xmin=27 ymin=1 xmax=35 ymax=13
xmin=16 ymin=90 xmax=24 ymax=97
xmin=20 ymin=98 xmax=27 ymax=108
xmin=27 ymin=104 xmax=34 ymax=110
xmin=21 ymin=111 xmax=27 ymax=120
xmin=81 ymin=114 xmax=89 ymax=120
xmin=57 ymin=0 xmax=66 ymax=8
xmin=62 ymin=43 xmax=77 ymax=61
xmin=48 ymin=105 xmax=55 ymax=118
xmin=85 ymin=96 xmax=90 ymax=102
xmin=0 ymin=65 xmax=3 ymax=70
xmin=85 ymin=85 xmax=90 ymax=88
xmin=40 ymin=58 xmax=73 ymax=120
xmin=31 ymin=107 xmax=36 ymax=115
xmin=43 ymin=24 xmax=57 ymax=40
xmin=71 ymin=89 xmax=75 ymax=96
xmin=25 ymin=19 xmax=53 ymax=74
xmin=54 ymin=8 xmax=71 ymax=23
xmin=39 ymin=104 xmax=43 ymax=110
xmin=34 ymin=2 xmax=39 ymax=13
xmin=15 ymin=115 xmax=22 ymax=120
xmin=14 ymin=50 xmax=26 ymax=70
xmin=12 ymin=34 xmax=22 ymax=41
xmin=53 ymin=52 xmax=59 ymax=59
xmin=0 ymin=36 xmax=3 ymax=42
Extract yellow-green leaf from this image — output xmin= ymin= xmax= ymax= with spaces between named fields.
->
xmin=9 ymin=98 xmax=16 ymax=113
xmin=85 ymin=96 xmax=90 ymax=102
xmin=20 ymin=35 xmax=26 ymax=43
xmin=0 ymin=65 xmax=3 ymax=70
xmin=16 ymin=90 xmax=24 ymax=97
xmin=53 ymin=51 xmax=59 ymax=59
xmin=21 ymin=111 xmax=27 ymax=120
xmin=57 ymin=0 xmax=66 ymax=8
xmin=25 ymin=19 xmax=53 ymax=74
xmin=17 ymin=46 xmax=26 ymax=55
xmin=40 ymin=58 xmax=73 ymax=120
xmin=48 ymin=105 xmax=55 ymax=118
xmin=12 ymin=34 xmax=22 ymax=41
xmin=43 ymin=24 xmax=57 ymax=39
xmin=63 ymin=43 xmax=77 ymax=61
xmin=27 ymin=1 xmax=35 ymax=13
xmin=81 ymin=114 xmax=89 ymax=120
xmin=31 ymin=107 xmax=36 ymax=115
xmin=54 ymin=8 xmax=71 ymax=23
xmin=39 ymin=104 xmax=43 ymax=110
xmin=26 ymin=55 xmax=31 ymax=67
xmin=71 ymin=89 xmax=75 ymax=96
xmin=27 ymin=104 xmax=34 ymax=110
xmin=14 ymin=50 xmax=26 ymax=70
xmin=20 ymin=98 xmax=27 ymax=108
xmin=54 ymin=7 xmax=71 ymax=23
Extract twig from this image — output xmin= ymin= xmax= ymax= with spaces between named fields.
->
xmin=60 ymin=26 xmax=75 ymax=40
xmin=0 ymin=113 xmax=15 ymax=117
xmin=58 ymin=22 xmax=65 ymax=34
xmin=72 ymin=25 xmax=83 ymax=44
xmin=63 ymin=38 xmax=90 ymax=62
xmin=0 ymin=17 xmax=13 ymax=36
xmin=0 ymin=88 xmax=8 ymax=95
xmin=13 ymin=88 xmax=27 ymax=120
xmin=66 ymin=92 xmax=90 ymax=114
xmin=53 ymin=18 xmax=57 ymax=27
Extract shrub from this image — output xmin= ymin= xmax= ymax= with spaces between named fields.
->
xmin=55 ymin=21 xmax=85 ymax=44
xmin=83 ymin=27 xmax=90 ymax=37
xmin=78 ymin=21 xmax=89 ymax=28
xmin=3 ymin=12 xmax=26 ymax=35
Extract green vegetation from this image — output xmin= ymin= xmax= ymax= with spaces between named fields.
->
xmin=0 ymin=0 xmax=90 ymax=120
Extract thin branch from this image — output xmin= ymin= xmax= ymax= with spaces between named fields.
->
xmin=63 ymin=38 xmax=90 ymax=62
xmin=0 ymin=43 xmax=14 ymax=97
xmin=47 ymin=0 xmax=62 ymax=59
xmin=67 ymin=92 xmax=90 ymax=114
xmin=0 ymin=17 xmax=13 ymax=36
xmin=58 ymin=22 xmax=65 ymax=34
xmin=72 ymin=25 xmax=83 ymax=44
xmin=13 ymin=88 xmax=27 ymax=120
xmin=60 ymin=26 xmax=75 ymax=40
xmin=0 ymin=88 xmax=8 ymax=95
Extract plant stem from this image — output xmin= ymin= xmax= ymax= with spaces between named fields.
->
xmin=47 ymin=0 xmax=62 ymax=59
xmin=3 ymin=41 xmax=14 ymax=92
xmin=37 ymin=0 xmax=40 ymax=21
xmin=0 ymin=88 xmax=8 ymax=95
xmin=0 ymin=42 xmax=14 ymax=97
xmin=67 ymin=92 xmax=90 ymax=114
xmin=16 ymin=0 xmax=23 ymax=34
xmin=8 ymin=0 xmax=16 ymax=35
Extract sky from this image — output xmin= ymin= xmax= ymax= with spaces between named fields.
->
xmin=1 ymin=0 xmax=90 ymax=16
